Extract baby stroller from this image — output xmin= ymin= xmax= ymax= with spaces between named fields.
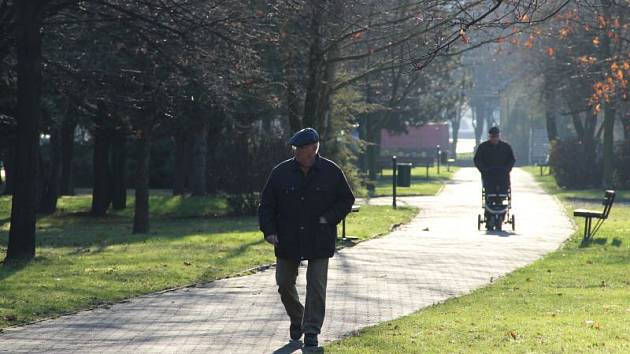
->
xmin=477 ymin=168 xmax=515 ymax=231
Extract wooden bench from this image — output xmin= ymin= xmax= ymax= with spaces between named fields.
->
xmin=447 ymin=158 xmax=455 ymax=172
xmin=417 ymin=157 xmax=434 ymax=179
xmin=573 ymin=190 xmax=615 ymax=240
xmin=340 ymin=205 xmax=361 ymax=241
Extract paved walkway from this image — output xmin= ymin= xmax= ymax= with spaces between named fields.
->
xmin=0 ymin=168 xmax=574 ymax=353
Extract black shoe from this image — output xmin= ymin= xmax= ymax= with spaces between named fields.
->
xmin=304 ymin=334 xmax=318 ymax=347
xmin=290 ymin=323 xmax=303 ymax=341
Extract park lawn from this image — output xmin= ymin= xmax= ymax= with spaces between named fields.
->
xmin=0 ymin=195 xmax=417 ymax=329
xmin=54 ymin=192 xmax=230 ymax=218
xmin=521 ymin=166 xmax=630 ymax=201
xmin=371 ymin=166 xmax=459 ymax=197
xmin=326 ymin=169 xmax=630 ymax=353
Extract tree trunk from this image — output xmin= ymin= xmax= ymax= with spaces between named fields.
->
xmin=366 ymin=113 xmax=380 ymax=180
xmin=451 ymin=114 xmax=460 ymax=160
xmin=570 ymin=111 xmax=585 ymax=141
xmin=302 ymin=2 xmax=325 ymax=130
xmin=601 ymin=104 xmax=616 ymax=187
xmin=358 ymin=115 xmax=368 ymax=173
xmin=544 ymin=80 xmax=559 ymax=142
xmin=315 ymin=54 xmax=338 ymax=142
xmin=60 ymin=111 xmax=76 ymax=196
xmin=6 ymin=0 xmax=46 ymax=261
xmin=110 ymin=130 xmax=127 ymax=210
xmin=2 ymin=146 xmax=14 ymax=195
xmin=473 ymin=103 xmax=485 ymax=147
xmin=621 ymin=111 xmax=630 ymax=142
xmin=448 ymin=104 xmax=462 ymax=160
xmin=284 ymin=52 xmax=302 ymax=132
xmin=545 ymin=109 xmax=559 ymax=142
xmin=581 ymin=113 xmax=598 ymax=187
xmin=172 ymin=129 xmax=190 ymax=196
xmin=206 ymin=124 xmax=221 ymax=194
xmin=38 ymin=124 xmax=62 ymax=214
xmin=189 ymin=118 xmax=208 ymax=196
xmin=90 ymin=103 xmax=112 ymax=216
xmin=133 ymin=122 xmax=152 ymax=234
xmin=599 ymin=1 xmax=615 ymax=188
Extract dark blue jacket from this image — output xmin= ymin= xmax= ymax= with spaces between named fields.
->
xmin=258 ymin=155 xmax=355 ymax=260
xmin=474 ymin=140 xmax=516 ymax=193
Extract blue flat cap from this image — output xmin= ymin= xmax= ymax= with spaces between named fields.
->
xmin=288 ymin=127 xmax=319 ymax=146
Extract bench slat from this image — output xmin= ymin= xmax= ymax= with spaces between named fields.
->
xmin=573 ymin=209 xmax=604 ymax=218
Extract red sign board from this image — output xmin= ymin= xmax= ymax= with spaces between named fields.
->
xmin=380 ymin=123 xmax=449 ymax=154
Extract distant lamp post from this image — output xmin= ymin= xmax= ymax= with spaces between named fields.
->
xmin=392 ymin=155 xmax=397 ymax=209
xmin=436 ymin=145 xmax=441 ymax=175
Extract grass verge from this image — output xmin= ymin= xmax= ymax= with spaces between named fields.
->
xmin=325 ymin=167 xmax=630 ymax=353
xmin=369 ymin=166 xmax=459 ymax=197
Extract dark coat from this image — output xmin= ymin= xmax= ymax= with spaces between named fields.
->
xmin=474 ymin=140 xmax=516 ymax=192
xmin=258 ymin=155 xmax=355 ymax=260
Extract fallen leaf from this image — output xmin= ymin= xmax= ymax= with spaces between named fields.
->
xmin=508 ymin=330 xmax=518 ymax=339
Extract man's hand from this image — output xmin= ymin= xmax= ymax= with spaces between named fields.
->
xmin=265 ymin=234 xmax=279 ymax=246
xmin=319 ymin=216 xmax=328 ymax=224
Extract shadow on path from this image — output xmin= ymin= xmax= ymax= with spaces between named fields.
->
xmin=272 ymin=340 xmax=303 ymax=354
xmin=484 ymin=230 xmax=517 ymax=237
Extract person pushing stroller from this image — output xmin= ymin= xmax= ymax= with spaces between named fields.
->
xmin=474 ymin=126 xmax=516 ymax=231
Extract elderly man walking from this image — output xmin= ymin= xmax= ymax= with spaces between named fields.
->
xmin=258 ymin=127 xmax=355 ymax=348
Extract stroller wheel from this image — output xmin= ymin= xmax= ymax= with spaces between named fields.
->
xmin=477 ymin=214 xmax=482 ymax=230
xmin=511 ymin=215 xmax=516 ymax=231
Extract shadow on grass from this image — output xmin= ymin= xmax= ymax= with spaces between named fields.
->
xmin=1 ymin=215 xmax=260 ymax=253
xmin=580 ymin=237 xmax=623 ymax=248
xmin=0 ymin=257 xmax=29 ymax=282
xmin=199 ymin=237 xmax=266 ymax=280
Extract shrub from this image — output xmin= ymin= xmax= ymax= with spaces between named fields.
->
xmin=614 ymin=140 xmax=630 ymax=188
xmin=224 ymin=192 xmax=260 ymax=216
xmin=549 ymin=139 xmax=602 ymax=188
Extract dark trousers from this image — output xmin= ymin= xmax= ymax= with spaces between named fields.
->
xmin=482 ymin=171 xmax=510 ymax=194
xmin=275 ymin=257 xmax=329 ymax=335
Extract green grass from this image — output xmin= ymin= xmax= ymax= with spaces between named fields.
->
xmin=521 ymin=166 xmax=630 ymax=201
xmin=326 ymin=168 xmax=630 ymax=353
xmin=370 ymin=166 xmax=459 ymax=197
xmin=0 ymin=195 xmax=417 ymax=329
xmin=54 ymin=193 xmax=229 ymax=218
xmin=455 ymin=152 xmax=474 ymax=161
